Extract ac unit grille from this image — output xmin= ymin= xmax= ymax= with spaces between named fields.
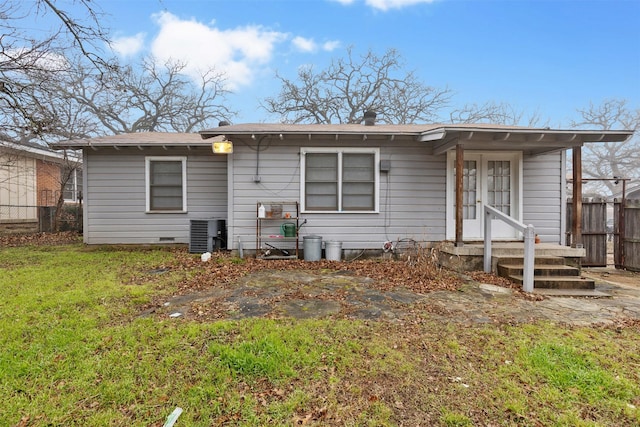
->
xmin=189 ymin=219 xmax=226 ymax=253
xmin=189 ymin=220 xmax=209 ymax=253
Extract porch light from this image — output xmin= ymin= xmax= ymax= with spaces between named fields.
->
xmin=212 ymin=139 xmax=233 ymax=154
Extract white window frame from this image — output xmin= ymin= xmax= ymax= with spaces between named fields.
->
xmin=300 ymin=147 xmax=380 ymax=213
xmin=145 ymin=156 xmax=187 ymax=213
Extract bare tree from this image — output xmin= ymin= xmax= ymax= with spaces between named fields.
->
xmin=449 ymin=101 xmax=547 ymax=127
xmin=47 ymin=57 xmax=234 ymax=135
xmin=0 ymin=2 xmax=234 ymax=231
xmin=262 ymin=48 xmax=453 ymax=124
xmin=570 ymin=99 xmax=639 ymax=195
xmin=0 ymin=0 xmax=113 ymax=138
xmin=19 ymin=55 xmax=233 ymax=229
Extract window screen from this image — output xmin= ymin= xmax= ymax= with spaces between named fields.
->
xmin=148 ymin=159 xmax=184 ymax=211
xmin=303 ymin=150 xmax=377 ymax=212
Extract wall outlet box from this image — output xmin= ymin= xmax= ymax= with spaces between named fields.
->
xmin=253 ymin=176 xmax=262 ymax=183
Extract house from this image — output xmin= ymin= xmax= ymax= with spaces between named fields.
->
xmin=610 ymin=182 xmax=640 ymax=201
xmin=0 ymin=141 xmax=82 ymax=233
xmin=52 ymin=121 xmax=633 ymax=260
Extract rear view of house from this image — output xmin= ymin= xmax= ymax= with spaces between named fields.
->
xmin=53 ymin=122 xmax=632 ymax=259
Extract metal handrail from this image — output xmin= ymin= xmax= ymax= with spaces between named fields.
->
xmin=483 ymin=204 xmax=535 ymax=293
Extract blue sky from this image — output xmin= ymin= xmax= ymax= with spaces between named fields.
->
xmin=60 ymin=0 xmax=640 ymax=125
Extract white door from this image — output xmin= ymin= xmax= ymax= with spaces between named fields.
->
xmin=447 ymin=152 xmax=521 ymax=240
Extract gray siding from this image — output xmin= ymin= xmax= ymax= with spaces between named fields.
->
xmin=84 ymin=147 xmax=227 ymax=244
xmin=82 ymin=140 xmax=565 ymax=248
xmin=523 ymin=152 xmax=563 ymax=243
xmin=229 ymin=137 xmax=447 ymax=250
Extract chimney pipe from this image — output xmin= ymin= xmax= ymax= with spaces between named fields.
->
xmin=363 ymin=111 xmax=376 ymax=126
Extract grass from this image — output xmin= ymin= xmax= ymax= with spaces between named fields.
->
xmin=1 ymin=244 xmax=639 ymax=426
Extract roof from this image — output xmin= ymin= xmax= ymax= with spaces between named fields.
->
xmin=201 ymin=122 xmax=524 ymax=136
xmin=609 ymin=182 xmax=640 ymax=201
xmin=51 ymin=132 xmax=224 ymax=149
xmin=0 ymin=140 xmax=71 ymax=163
xmin=50 ymin=126 xmax=634 ymax=157
xmin=199 ymin=123 xmax=634 ymax=156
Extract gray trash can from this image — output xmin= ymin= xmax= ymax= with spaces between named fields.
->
xmin=325 ymin=241 xmax=342 ymax=261
xmin=303 ymin=235 xmax=322 ymax=261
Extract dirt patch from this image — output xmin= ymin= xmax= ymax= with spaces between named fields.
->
xmin=134 ymin=251 xmax=640 ymax=327
xmin=138 ymin=252 xmax=560 ymax=324
xmin=166 ymin=251 xmax=466 ymax=294
xmin=142 ymin=254 xmax=471 ymax=322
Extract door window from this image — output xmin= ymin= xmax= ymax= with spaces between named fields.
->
xmin=463 ymin=160 xmax=477 ymax=219
xmin=487 ymin=160 xmax=511 ymax=215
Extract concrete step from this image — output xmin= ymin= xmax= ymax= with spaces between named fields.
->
xmin=533 ymin=288 xmax=612 ymax=297
xmin=497 ymin=263 xmax=580 ymax=278
xmin=496 ymin=256 xmax=566 ymax=266
xmin=508 ymin=275 xmax=596 ymax=290
xmin=496 ymin=256 xmax=594 ymax=290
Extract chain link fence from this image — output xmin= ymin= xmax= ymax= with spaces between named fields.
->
xmin=0 ymin=204 xmax=82 ymax=234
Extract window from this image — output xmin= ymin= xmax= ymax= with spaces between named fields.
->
xmin=301 ymin=148 xmax=379 ymax=212
xmin=145 ymin=157 xmax=187 ymax=212
xmin=62 ymin=167 xmax=83 ymax=202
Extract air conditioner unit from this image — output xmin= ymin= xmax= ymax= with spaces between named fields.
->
xmin=189 ymin=219 xmax=226 ymax=253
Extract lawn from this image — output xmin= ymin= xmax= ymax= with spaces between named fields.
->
xmin=1 ymin=242 xmax=639 ymax=426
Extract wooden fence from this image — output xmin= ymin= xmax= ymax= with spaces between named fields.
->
xmin=566 ymin=198 xmax=608 ymax=267
xmin=614 ymin=199 xmax=640 ymax=271
xmin=567 ymin=198 xmax=640 ymax=271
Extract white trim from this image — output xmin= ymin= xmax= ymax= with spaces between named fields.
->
xmin=446 ymin=151 xmax=523 ymax=240
xmin=145 ymin=156 xmax=187 ymax=213
xmin=300 ymin=147 xmax=380 ymax=213
xmin=82 ymin=150 xmax=89 ymax=243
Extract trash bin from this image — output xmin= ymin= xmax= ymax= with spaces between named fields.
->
xmin=325 ymin=241 xmax=342 ymax=261
xmin=303 ymin=235 xmax=322 ymax=261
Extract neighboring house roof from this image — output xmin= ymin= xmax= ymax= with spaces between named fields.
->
xmin=0 ymin=140 xmax=72 ymax=164
xmin=609 ymin=182 xmax=640 ymax=201
xmin=628 ymin=186 xmax=640 ymax=199
xmin=52 ymin=132 xmax=223 ymax=149
xmin=198 ymin=123 xmax=634 ymax=156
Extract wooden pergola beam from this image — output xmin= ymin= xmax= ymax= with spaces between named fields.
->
xmin=572 ymin=147 xmax=582 ymax=247
xmin=455 ymin=142 xmax=464 ymax=247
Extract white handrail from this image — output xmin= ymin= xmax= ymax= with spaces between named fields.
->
xmin=483 ymin=204 xmax=535 ymax=293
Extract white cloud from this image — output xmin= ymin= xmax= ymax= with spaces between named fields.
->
xmin=332 ymin=0 xmax=437 ymax=11
xmin=149 ymin=11 xmax=287 ymax=90
xmin=292 ymin=37 xmax=341 ymax=53
xmin=7 ymin=48 xmax=68 ymax=71
xmin=112 ymin=33 xmax=146 ymax=57
xmin=322 ymin=40 xmax=341 ymax=51
xmin=292 ymin=36 xmax=317 ymax=53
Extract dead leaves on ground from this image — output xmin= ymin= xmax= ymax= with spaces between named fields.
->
xmin=0 ymin=231 xmax=80 ymax=247
xmin=166 ymin=252 xmax=463 ymax=296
